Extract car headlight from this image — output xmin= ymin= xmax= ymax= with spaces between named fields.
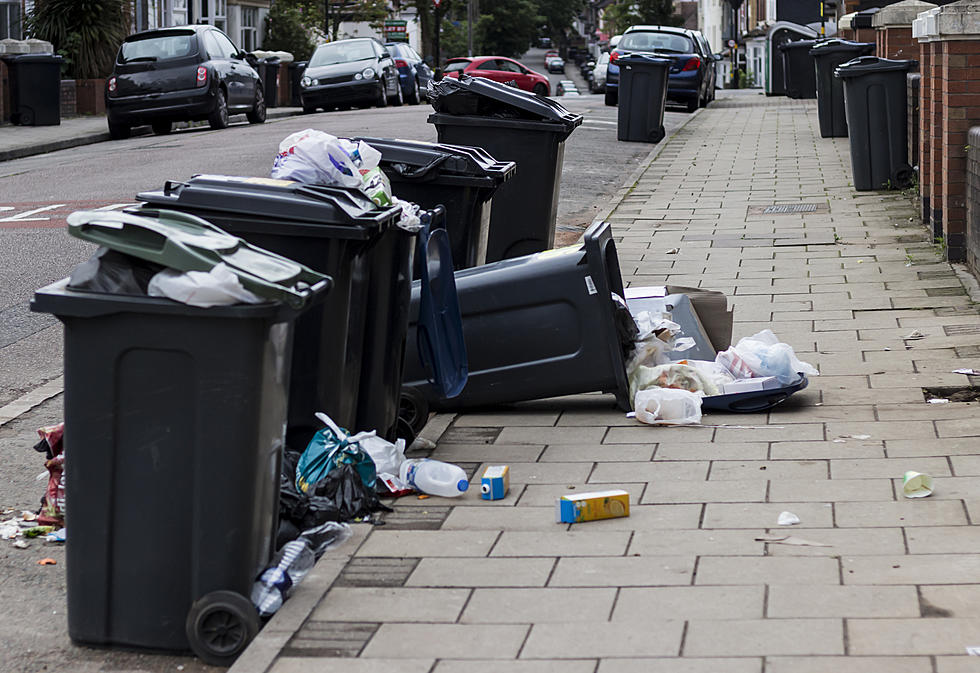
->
xmin=301 ymin=76 xmax=311 ymax=87
xmin=354 ymin=72 xmax=362 ymax=80
xmin=362 ymin=67 xmax=375 ymax=79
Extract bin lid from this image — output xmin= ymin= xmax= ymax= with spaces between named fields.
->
xmin=428 ymin=74 xmax=583 ymax=132
xmin=779 ymin=39 xmax=818 ymax=51
xmin=809 ymin=39 xmax=875 ymax=56
xmin=617 ymin=53 xmax=672 ymax=67
xmin=0 ymin=53 xmax=62 ymax=63
xmin=137 ymin=175 xmax=401 ymax=240
xmin=66 ymin=209 xmax=332 ymax=308
xmin=353 ymin=136 xmax=516 ymax=185
xmin=835 ymin=55 xmax=916 ymax=77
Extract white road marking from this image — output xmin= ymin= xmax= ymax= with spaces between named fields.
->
xmin=0 ymin=204 xmax=66 ymax=222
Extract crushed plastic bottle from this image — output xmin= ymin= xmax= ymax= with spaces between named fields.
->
xmin=399 ymin=458 xmax=469 ymax=498
xmin=250 ymin=538 xmax=315 ymax=618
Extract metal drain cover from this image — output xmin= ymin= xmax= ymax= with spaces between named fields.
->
xmin=763 ymin=204 xmax=818 ymax=214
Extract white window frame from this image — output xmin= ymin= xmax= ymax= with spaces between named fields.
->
xmin=240 ymin=6 xmax=257 ymax=52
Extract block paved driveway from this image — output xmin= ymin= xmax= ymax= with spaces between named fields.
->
xmin=242 ymin=91 xmax=980 ymax=673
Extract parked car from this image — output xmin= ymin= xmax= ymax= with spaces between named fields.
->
xmin=385 ymin=41 xmax=433 ymax=104
xmin=556 ymin=80 xmax=579 ymax=96
xmin=105 ymin=24 xmax=265 ymax=140
xmin=300 ymin=38 xmax=402 ymax=112
xmin=590 ymin=51 xmax=610 ymax=93
xmin=605 ymin=25 xmax=719 ymax=112
xmin=547 ymin=56 xmax=565 ymax=73
xmin=443 ymin=56 xmax=550 ymax=96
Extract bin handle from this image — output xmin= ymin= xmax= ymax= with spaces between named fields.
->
xmin=388 ymin=155 xmax=449 ymax=180
xmin=163 ymin=180 xmax=188 ymax=196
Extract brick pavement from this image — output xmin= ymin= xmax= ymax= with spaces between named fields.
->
xmin=232 ymin=90 xmax=980 ymax=673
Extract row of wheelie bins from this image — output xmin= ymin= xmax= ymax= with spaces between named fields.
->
xmin=31 ymin=75 xmax=645 ymax=666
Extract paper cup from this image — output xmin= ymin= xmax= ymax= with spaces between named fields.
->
xmin=903 ymin=471 xmax=934 ymax=498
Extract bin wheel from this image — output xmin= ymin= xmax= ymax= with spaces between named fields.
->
xmin=151 ymin=120 xmax=172 ymax=135
xmin=397 ymin=389 xmax=430 ymax=442
xmin=604 ymin=88 xmax=617 ymax=106
xmin=208 ymin=89 xmax=230 ymax=130
xmin=108 ymin=122 xmax=131 ymax=140
xmin=185 ymin=590 xmax=259 ymax=667
xmin=892 ymin=165 xmax=915 ymax=190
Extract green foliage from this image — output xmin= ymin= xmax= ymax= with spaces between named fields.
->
xmin=536 ymin=0 xmax=585 ymax=44
xmin=738 ymin=68 xmax=755 ymax=88
xmin=479 ymin=0 xmax=541 ymax=58
xmin=264 ymin=1 xmax=317 ymax=61
xmin=603 ymin=0 xmax=683 ymax=35
xmin=327 ymin=0 xmax=389 ymax=40
xmin=440 ymin=16 xmax=491 ymax=59
xmin=26 ymin=0 xmax=128 ymax=79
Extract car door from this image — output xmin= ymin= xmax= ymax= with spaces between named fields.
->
xmin=216 ymin=29 xmax=255 ymax=107
xmin=408 ymin=46 xmax=433 ymax=87
xmin=374 ymin=41 xmax=397 ymax=94
xmin=496 ymin=58 xmax=530 ymax=89
xmin=203 ymin=29 xmax=241 ymax=106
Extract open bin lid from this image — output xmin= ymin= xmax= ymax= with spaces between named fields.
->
xmin=352 ymin=136 xmax=516 ymax=187
xmin=137 ymin=174 xmax=401 ymax=240
xmin=428 ymin=74 xmax=583 ymax=131
xmin=809 ymin=39 xmax=875 ymax=56
xmin=66 ymin=209 xmax=332 ymax=309
xmin=835 ymin=55 xmax=916 ymax=77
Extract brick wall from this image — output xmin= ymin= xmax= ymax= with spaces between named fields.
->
xmin=878 ymin=26 xmax=919 ymax=61
xmin=60 ymin=79 xmax=76 ymax=118
xmin=967 ymin=126 xmax=980 ymax=276
xmin=931 ymin=40 xmax=944 ymax=236
xmin=855 ymin=28 xmax=878 ymax=44
xmin=909 ymin=72 xmax=920 ymax=171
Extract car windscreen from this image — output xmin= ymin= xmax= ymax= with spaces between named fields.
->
xmin=120 ymin=32 xmax=197 ymax=63
xmin=443 ymin=60 xmax=470 ymax=73
xmin=309 ymin=41 xmax=376 ymax=67
xmin=620 ymin=31 xmax=694 ymax=54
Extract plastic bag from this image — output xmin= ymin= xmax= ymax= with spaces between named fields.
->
xmin=634 ymin=388 xmax=703 ymax=425
xmin=147 ymin=263 xmax=264 ymax=307
xmin=675 ymin=359 xmax=735 ymax=393
xmin=359 ymin=434 xmax=406 ymax=477
xmin=33 ymin=423 xmax=65 ymax=526
xmin=68 ymin=247 xmax=164 ymax=296
xmin=630 ymin=362 xmax=719 ymax=401
xmin=716 ymin=329 xmax=819 ymax=385
xmin=296 ymin=413 xmax=378 ymax=494
xmin=307 ymin=463 xmax=390 ymax=525
xmin=300 ymin=521 xmax=353 ymax=559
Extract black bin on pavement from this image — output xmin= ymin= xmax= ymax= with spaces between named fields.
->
xmin=137 ymin=175 xmax=407 ymax=443
xmin=427 ymin=75 xmax=583 ymax=262
xmin=1 ymin=53 xmax=63 ymax=125
xmin=354 ymin=136 xmax=516 ymax=270
xmin=401 ymin=220 xmax=633 ymax=412
xmin=836 ymin=56 xmax=916 ymax=190
xmin=30 ymin=210 xmax=331 ymax=662
xmin=616 ymin=53 xmax=671 ymax=143
xmin=810 ymin=39 xmax=875 ymax=137
xmin=289 ymin=61 xmax=307 ymax=106
xmin=257 ymin=57 xmax=280 ymax=108
xmin=779 ymin=40 xmax=818 ymax=99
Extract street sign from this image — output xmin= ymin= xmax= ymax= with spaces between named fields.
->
xmin=384 ymin=19 xmax=408 ymax=42
xmin=433 ymin=0 xmax=441 ymax=5
xmin=727 ymin=38 xmax=737 ymax=48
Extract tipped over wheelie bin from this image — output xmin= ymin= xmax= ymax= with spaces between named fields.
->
xmin=779 ymin=40 xmax=818 ymax=99
xmin=30 ymin=209 xmax=332 ymax=666
xmin=836 ymin=56 xmax=916 ymax=190
xmin=400 ymin=220 xmax=632 ymax=418
xmin=811 ymin=39 xmax=875 ymax=137
xmin=616 ymin=53 xmax=671 ymax=143
xmin=136 ymin=175 xmax=407 ymax=443
xmin=427 ymin=74 xmax=583 ymax=262
xmin=353 ymin=137 xmax=516 ymax=270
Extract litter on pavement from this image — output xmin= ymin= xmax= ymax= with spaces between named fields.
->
xmin=777 ymin=511 xmax=801 ymax=526
xmin=903 ymin=471 xmax=934 ymax=498
xmin=557 ymin=490 xmax=630 ymax=523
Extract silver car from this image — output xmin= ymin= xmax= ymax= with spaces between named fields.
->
xmin=590 ymin=52 xmax=609 ymax=93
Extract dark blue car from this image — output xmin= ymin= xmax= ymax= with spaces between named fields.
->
xmin=605 ymin=25 xmax=718 ymax=113
xmin=385 ymin=42 xmax=433 ymax=105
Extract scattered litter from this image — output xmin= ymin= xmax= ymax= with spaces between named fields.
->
xmin=756 ymin=534 xmax=831 ymax=547
xmin=665 ymin=248 xmax=680 ymax=255
xmin=557 ymin=490 xmax=630 ymax=523
xmin=904 ymin=330 xmax=926 ymax=340
xmin=967 ymin=646 xmax=980 ymax=656
xmin=833 ymin=438 xmax=846 ymax=443
xmin=838 ymin=434 xmax=872 ymax=440
xmin=883 ymin=347 xmax=891 ymax=351
xmin=953 ymin=368 xmax=980 ymax=376
xmin=634 ymin=387 xmax=703 ymax=425
xmin=417 ymin=494 xmax=431 ymax=500
xmin=33 ymin=423 xmax=65 ymax=527
xmin=401 ymin=458 xmax=469 ymax=497
xmin=814 ymin=403 xmax=823 ymax=406
xmin=777 ymin=511 xmax=801 ymax=526
xmin=37 ymin=558 xmax=56 ymax=566
xmin=700 ymin=425 xmax=786 ymax=429
xmin=0 ymin=523 xmax=19 ymax=540
xmin=409 ymin=436 xmax=437 ymax=451
xmin=481 ymin=466 xmax=510 ymax=500
xmin=22 ymin=526 xmax=54 ymax=538
xmin=903 ymin=471 xmax=934 ymax=498
xmin=928 ymin=398 xmax=950 ymax=404
xmin=857 ymin=260 xmax=863 ymax=264
xmin=21 ymin=511 xmax=36 ymax=522
xmin=45 ymin=528 xmax=66 ymax=543
xmin=377 ymin=473 xmax=413 ymax=497
xmin=12 ymin=540 xmax=28 ymax=549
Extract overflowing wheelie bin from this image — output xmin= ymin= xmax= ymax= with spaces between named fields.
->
xmin=427 ymin=75 xmax=583 ymax=262
xmin=31 ymin=209 xmax=332 ymax=665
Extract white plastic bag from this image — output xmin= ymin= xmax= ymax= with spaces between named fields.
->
xmin=359 ymin=435 xmax=407 ymax=476
xmin=716 ymin=329 xmax=818 ymax=385
xmin=629 ymin=362 xmax=720 ymax=400
xmin=634 ymin=388 xmax=703 ymax=425
xmin=271 ymin=129 xmax=384 ymax=193
xmin=147 ymin=263 xmax=263 ymax=308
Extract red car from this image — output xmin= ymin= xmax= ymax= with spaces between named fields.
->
xmin=443 ymin=56 xmax=550 ymax=96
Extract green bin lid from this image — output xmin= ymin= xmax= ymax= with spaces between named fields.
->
xmin=66 ymin=208 xmax=332 ymax=308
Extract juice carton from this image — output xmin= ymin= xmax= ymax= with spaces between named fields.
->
xmin=480 ymin=465 xmax=510 ymax=500
xmin=556 ymin=490 xmax=630 ymax=523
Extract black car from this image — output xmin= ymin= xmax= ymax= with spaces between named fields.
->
xmin=300 ymin=38 xmax=402 ymax=112
xmin=605 ymin=25 xmax=719 ymax=112
xmin=385 ymin=42 xmax=433 ymax=105
xmin=105 ymin=25 xmax=265 ymax=140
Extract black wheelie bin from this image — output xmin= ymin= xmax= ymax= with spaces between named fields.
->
xmin=400 ymin=220 xmax=633 ymax=415
xmin=836 ymin=56 xmax=916 ymax=190
xmin=136 ymin=175 xmax=404 ymax=443
xmin=1 ymin=52 xmax=63 ymax=125
xmin=352 ymin=137 xmax=516 ymax=270
xmin=427 ymin=75 xmax=583 ymax=262
xmin=616 ymin=53 xmax=671 ymax=143
xmin=31 ymin=208 xmax=331 ymax=666
xmin=779 ymin=40 xmax=818 ymax=99
xmin=810 ymin=39 xmax=875 ymax=137
xmin=257 ymin=57 xmax=280 ymax=108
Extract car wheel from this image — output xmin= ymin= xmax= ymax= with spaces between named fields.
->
xmin=302 ymin=102 xmax=317 ymax=114
xmin=246 ymin=86 xmax=266 ymax=124
xmin=207 ymin=89 xmax=230 ymax=129
xmin=604 ymin=88 xmax=617 ymax=106
xmin=108 ymin=122 xmax=131 ymax=140
xmin=389 ymin=77 xmax=404 ymax=106
xmin=532 ymin=83 xmax=548 ymax=96
xmin=407 ymin=77 xmax=421 ymax=105
xmin=376 ymin=83 xmax=388 ymax=108
xmin=151 ymin=120 xmax=172 ymax=135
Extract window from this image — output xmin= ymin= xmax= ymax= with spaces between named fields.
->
xmin=494 ymin=59 xmax=523 ymax=73
xmin=172 ymin=0 xmax=188 ymax=25
xmin=213 ymin=0 xmax=226 ymax=30
xmin=212 ymin=29 xmax=239 ymax=56
xmin=241 ymin=6 xmax=257 ymax=52
xmin=0 ymin=1 xmax=21 ymax=40
xmin=120 ymin=32 xmax=197 ymax=62
xmin=620 ymin=31 xmax=694 ymax=54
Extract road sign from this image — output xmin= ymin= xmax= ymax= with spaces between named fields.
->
xmin=727 ymin=39 xmax=737 ymax=48
xmin=384 ymin=19 xmax=408 ymax=41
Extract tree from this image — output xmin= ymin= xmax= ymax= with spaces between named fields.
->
xmin=535 ymin=0 xmax=585 ymax=45
xmin=264 ymin=1 xmax=317 ymax=61
xmin=26 ymin=0 xmax=128 ymax=79
xmin=479 ymin=0 xmax=540 ymax=58
xmin=325 ymin=0 xmax=389 ymax=41
xmin=603 ymin=0 xmax=682 ymax=35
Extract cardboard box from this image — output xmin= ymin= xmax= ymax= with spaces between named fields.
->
xmin=721 ymin=376 xmax=781 ymax=394
xmin=556 ymin=490 xmax=630 ymax=523
xmin=480 ymin=465 xmax=510 ymax=500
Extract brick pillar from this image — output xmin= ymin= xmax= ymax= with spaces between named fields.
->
xmin=919 ymin=40 xmax=932 ymax=226
xmin=931 ymin=40 xmax=944 ymax=237
xmin=874 ymin=0 xmax=938 ymax=60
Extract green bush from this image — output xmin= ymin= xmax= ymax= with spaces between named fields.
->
xmin=264 ymin=2 xmax=317 ymax=61
xmin=26 ymin=0 xmax=128 ymax=79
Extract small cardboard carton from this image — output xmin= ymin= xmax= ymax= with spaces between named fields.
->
xmin=481 ymin=465 xmax=510 ymax=500
xmin=556 ymin=490 xmax=630 ymax=524
xmin=721 ymin=376 xmax=781 ymax=394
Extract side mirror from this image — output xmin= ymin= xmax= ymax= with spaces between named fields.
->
xmin=714 ymin=53 xmax=724 ymax=61
xmin=381 ymin=50 xmax=392 ymax=59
